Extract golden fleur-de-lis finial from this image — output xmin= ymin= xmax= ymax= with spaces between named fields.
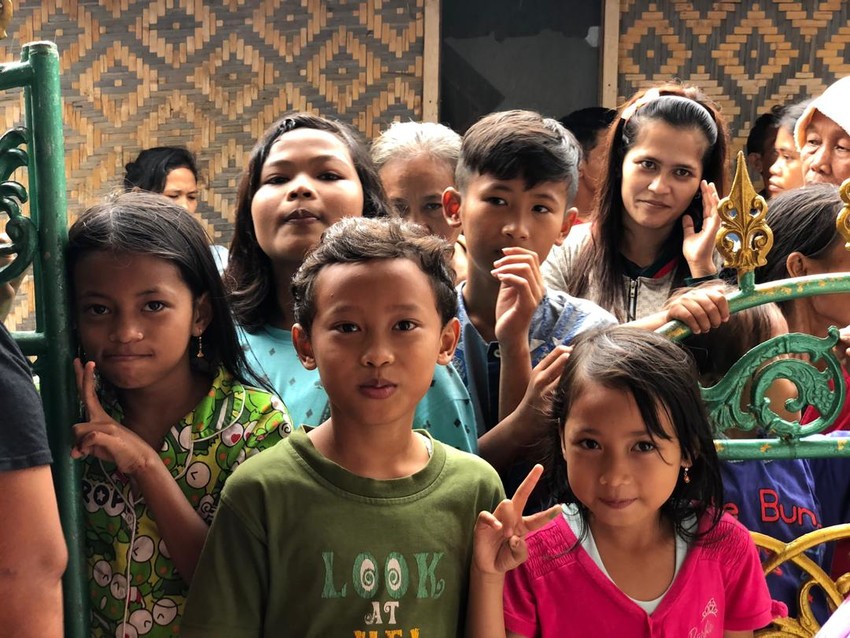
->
xmin=715 ymin=151 xmax=774 ymax=277
xmin=0 ymin=0 xmax=12 ymax=39
xmin=838 ymin=178 xmax=850 ymax=250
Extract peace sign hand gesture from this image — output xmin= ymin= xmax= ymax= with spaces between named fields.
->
xmin=473 ymin=464 xmax=561 ymax=576
xmin=71 ymin=358 xmax=154 ymax=477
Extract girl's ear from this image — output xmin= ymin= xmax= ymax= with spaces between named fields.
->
xmin=192 ymin=292 xmax=213 ymax=335
xmin=786 ymin=251 xmax=808 ymax=278
xmin=292 ymin=323 xmax=317 ymax=370
xmin=442 ymin=188 xmax=463 ymax=230
xmin=436 ymin=317 xmax=460 ymax=365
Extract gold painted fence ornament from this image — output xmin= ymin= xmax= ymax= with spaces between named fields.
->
xmin=0 ymin=0 xmax=11 ymax=39
xmin=715 ymin=151 xmax=774 ymax=274
xmin=837 ymin=178 xmax=850 ymax=250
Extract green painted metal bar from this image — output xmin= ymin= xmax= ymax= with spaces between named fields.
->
xmin=0 ymin=60 xmax=33 ymax=91
xmin=658 ymin=272 xmax=850 ymax=340
xmin=657 ymin=273 xmax=850 ymax=460
xmin=20 ymin=42 xmax=87 ymax=638
xmin=715 ymin=436 xmax=850 ymax=461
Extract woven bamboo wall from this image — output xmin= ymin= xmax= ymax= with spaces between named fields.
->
xmin=618 ymin=0 xmax=850 ymax=157
xmin=0 ymin=0 xmax=426 ymax=330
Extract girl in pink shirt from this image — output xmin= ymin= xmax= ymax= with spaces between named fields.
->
xmin=468 ymin=326 xmax=778 ymax=637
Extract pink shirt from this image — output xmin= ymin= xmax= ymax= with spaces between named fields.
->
xmin=504 ymin=512 xmax=776 ymax=637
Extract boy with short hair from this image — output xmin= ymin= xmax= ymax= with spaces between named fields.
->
xmin=182 ymin=217 xmax=504 ymax=637
xmin=442 ymin=110 xmax=617 ymax=468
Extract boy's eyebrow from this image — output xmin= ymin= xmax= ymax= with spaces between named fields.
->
xmin=326 ymin=302 xmax=426 ymax=314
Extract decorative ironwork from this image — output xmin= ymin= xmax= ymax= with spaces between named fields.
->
xmin=754 ymin=524 xmax=850 ymax=637
xmin=703 ymin=328 xmax=845 ymax=440
xmin=0 ymin=126 xmax=34 ymax=285
xmin=715 ymin=151 xmax=774 ymax=292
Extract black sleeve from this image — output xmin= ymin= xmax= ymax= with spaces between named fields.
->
xmin=0 ymin=323 xmax=52 ymax=471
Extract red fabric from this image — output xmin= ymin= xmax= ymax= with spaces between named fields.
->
xmin=801 ymin=366 xmax=850 ymax=434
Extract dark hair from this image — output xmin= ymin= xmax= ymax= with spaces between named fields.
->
xmin=778 ymin=98 xmax=812 ymax=134
xmin=558 ymin=106 xmax=617 ymax=157
xmin=676 ymin=282 xmax=781 ymax=386
xmin=225 ymin=112 xmax=393 ymax=331
xmin=292 ymin=216 xmax=457 ymax=335
xmin=455 ymin=109 xmax=581 ymax=205
xmin=67 ymin=191 xmax=263 ymax=389
xmin=545 ymin=326 xmax=724 ymax=543
xmin=754 ymin=184 xmax=843 ymax=311
xmin=746 ymin=111 xmax=779 ymax=156
xmin=568 ymin=84 xmax=730 ymax=320
xmin=124 ymin=147 xmax=199 ymax=194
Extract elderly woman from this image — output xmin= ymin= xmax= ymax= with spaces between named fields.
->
xmin=795 ymin=76 xmax=850 ymax=186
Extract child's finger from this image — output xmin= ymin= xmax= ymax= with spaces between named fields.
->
xmin=510 ymin=464 xmax=544 ymax=514
xmin=475 ymin=510 xmax=503 ymax=532
xmin=81 ymin=361 xmax=109 ymax=421
xmin=522 ymin=504 xmax=562 ymax=533
xmin=73 ymin=357 xmax=85 ymax=397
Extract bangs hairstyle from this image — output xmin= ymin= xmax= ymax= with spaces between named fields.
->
xmin=124 ymin=146 xmax=199 ymax=194
xmin=455 ymin=109 xmax=581 ymax=206
xmin=754 ymin=183 xmax=843 ymax=310
xmin=225 ymin=112 xmax=393 ymax=331
xmin=67 ymin=191 xmax=262 ymax=388
xmin=292 ymin=216 xmax=457 ymax=335
xmin=546 ymin=326 xmax=724 ymax=543
xmin=371 ymin=120 xmax=462 ymax=171
xmin=568 ymin=84 xmax=729 ymax=321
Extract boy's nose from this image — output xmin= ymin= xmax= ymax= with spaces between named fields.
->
xmin=360 ymin=336 xmax=394 ymax=367
xmin=502 ymin=218 xmax=529 ymax=240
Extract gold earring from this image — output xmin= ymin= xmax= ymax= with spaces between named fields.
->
xmin=196 ymin=334 xmax=205 ymax=359
xmin=683 ymin=467 xmax=691 ymax=484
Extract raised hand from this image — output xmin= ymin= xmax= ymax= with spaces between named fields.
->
xmin=493 ymin=247 xmax=545 ymax=349
xmin=473 ymin=464 xmax=561 ymax=576
xmin=71 ymin=358 xmax=153 ymax=476
xmin=682 ymin=180 xmax=721 ymax=278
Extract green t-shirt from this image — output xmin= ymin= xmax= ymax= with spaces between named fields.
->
xmin=182 ymin=427 xmax=504 ymax=637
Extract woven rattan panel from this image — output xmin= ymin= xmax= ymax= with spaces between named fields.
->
xmin=619 ymin=0 xmax=850 ymax=156
xmin=0 ymin=0 xmax=425 ymax=330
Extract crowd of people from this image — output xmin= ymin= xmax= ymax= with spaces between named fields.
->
xmin=5 ymin=72 xmax=850 ymax=638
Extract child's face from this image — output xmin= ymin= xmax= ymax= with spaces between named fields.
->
xmin=444 ymin=175 xmax=573 ymax=276
xmin=379 ymin=154 xmax=459 ymax=243
xmin=74 ymin=251 xmax=210 ymax=391
xmin=560 ymin=381 xmax=688 ymax=536
xmin=162 ymin=167 xmax=199 ymax=214
xmin=620 ymin=121 xmax=707 ymax=237
xmin=251 ymin=128 xmax=365 ymax=266
xmin=292 ymin=258 xmax=458 ymax=431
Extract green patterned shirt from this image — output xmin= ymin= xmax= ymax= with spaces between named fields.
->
xmin=82 ymin=367 xmax=291 ymax=638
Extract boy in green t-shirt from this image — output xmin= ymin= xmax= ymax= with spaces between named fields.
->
xmin=182 ymin=217 xmax=505 ymax=637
